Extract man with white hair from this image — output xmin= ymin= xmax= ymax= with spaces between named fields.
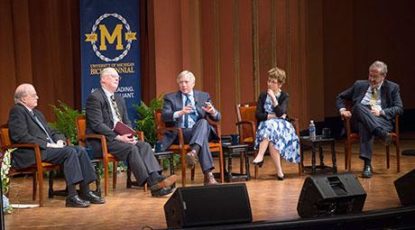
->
xmin=161 ymin=70 xmax=221 ymax=185
xmin=8 ymin=83 xmax=104 ymax=208
xmin=85 ymin=67 xmax=176 ymax=197
xmin=336 ymin=60 xmax=403 ymax=178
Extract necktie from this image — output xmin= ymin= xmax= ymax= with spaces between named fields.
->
xmin=370 ymin=88 xmax=378 ymax=107
xmin=184 ymin=94 xmax=198 ymax=128
xmin=31 ymin=111 xmax=54 ymax=143
xmin=110 ymin=95 xmax=122 ymax=121
xmin=184 ymin=95 xmax=191 ymax=128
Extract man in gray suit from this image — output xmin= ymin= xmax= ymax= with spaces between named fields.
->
xmin=8 ymin=83 xmax=104 ymax=208
xmin=85 ymin=67 xmax=176 ymax=197
xmin=161 ymin=70 xmax=221 ymax=185
xmin=336 ymin=61 xmax=403 ymax=178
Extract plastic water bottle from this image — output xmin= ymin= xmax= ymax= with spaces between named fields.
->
xmin=309 ymin=120 xmax=316 ymax=140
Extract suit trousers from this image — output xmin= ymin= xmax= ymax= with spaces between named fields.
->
xmin=352 ymin=103 xmax=393 ymax=160
xmin=102 ymin=140 xmax=162 ymax=186
xmin=44 ymin=146 xmax=96 ymax=185
xmin=182 ymin=119 xmax=214 ymax=173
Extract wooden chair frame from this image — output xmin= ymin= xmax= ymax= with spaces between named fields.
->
xmin=0 ymin=125 xmax=60 ymax=207
xmin=154 ymin=109 xmax=224 ymax=187
xmin=342 ymin=112 xmax=400 ymax=172
xmin=76 ymin=115 xmax=145 ymax=196
xmin=235 ymin=102 xmax=302 ymax=178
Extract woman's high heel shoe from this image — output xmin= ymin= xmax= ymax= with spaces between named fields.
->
xmin=277 ymin=174 xmax=285 ymax=180
xmin=252 ymin=160 xmax=264 ymax=168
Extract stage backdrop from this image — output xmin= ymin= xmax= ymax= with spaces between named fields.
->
xmin=80 ymin=0 xmax=141 ymax=123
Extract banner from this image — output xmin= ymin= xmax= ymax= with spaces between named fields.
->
xmin=80 ymin=0 xmax=141 ymax=123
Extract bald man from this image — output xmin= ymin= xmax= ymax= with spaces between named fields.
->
xmin=85 ymin=67 xmax=176 ymax=197
xmin=8 ymin=83 xmax=104 ymax=208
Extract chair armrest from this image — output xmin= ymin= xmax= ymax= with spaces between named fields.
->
xmin=156 ymin=127 xmax=186 ymax=147
xmin=4 ymin=143 xmax=43 ymax=172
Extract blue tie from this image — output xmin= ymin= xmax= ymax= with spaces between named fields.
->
xmin=184 ymin=95 xmax=191 ymax=128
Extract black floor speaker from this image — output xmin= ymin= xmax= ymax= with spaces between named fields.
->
xmin=297 ymin=173 xmax=367 ymax=218
xmin=394 ymin=169 xmax=415 ymax=206
xmin=164 ymin=183 xmax=252 ymax=228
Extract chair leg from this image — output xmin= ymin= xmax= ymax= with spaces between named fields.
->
xmin=37 ymin=170 xmax=44 ymax=207
xmin=48 ymin=171 xmax=54 ymax=198
xmin=126 ymin=167 xmax=132 ymax=188
xmin=347 ymin=141 xmax=352 ymax=172
xmin=191 ymin=167 xmax=195 ymax=181
xmin=181 ymin=151 xmax=186 ymax=187
xmin=104 ymin=161 xmax=109 ymax=196
xmin=386 ymin=145 xmax=390 ymax=169
xmin=396 ymin=140 xmax=400 ymax=172
xmin=112 ymin=161 xmax=118 ymax=190
xmin=219 ymin=149 xmax=225 ymax=183
xmin=344 ymin=143 xmax=349 ymax=170
xmin=32 ymin=173 xmax=37 ymax=201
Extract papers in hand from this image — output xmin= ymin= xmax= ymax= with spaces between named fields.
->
xmin=114 ymin=122 xmax=136 ymax=136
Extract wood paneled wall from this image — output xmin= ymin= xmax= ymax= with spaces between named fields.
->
xmin=1 ymin=0 xmax=414 ymax=135
xmin=0 ymin=0 xmax=80 ymax=124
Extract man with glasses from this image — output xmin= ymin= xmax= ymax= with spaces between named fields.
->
xmin=8 ymin=83 xmax=104 ymax=207
xmin=336 ymin=61 xmax=403 ymax=178
xmin=85 ymin=67 xmax=176 ymax=197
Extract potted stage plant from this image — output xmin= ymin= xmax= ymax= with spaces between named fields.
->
xmin=1 ymin=149 xmax=14 ymax=213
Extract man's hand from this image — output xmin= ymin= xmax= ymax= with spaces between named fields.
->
xmin=267 ymin=89 xmax=278 ymax=106
xmin=202 ymin=102 xmax=216 ymax=115
xmin=115 ymin=134 xmax=137 ymax=145
xmin=371 ymin=108 xmax=381 ymax=117
xmin=340 ymin=110 xmax=352 ymax=118
xmin=180 ymin=105 xmax=194 ymax=116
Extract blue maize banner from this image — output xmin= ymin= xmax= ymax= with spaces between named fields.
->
xmin=80 ymin=0 xmax=141 ymax=123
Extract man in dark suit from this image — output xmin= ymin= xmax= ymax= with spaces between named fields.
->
xmin=161 ymin=70 xmax=221 ymax=185
xmin=85 ymin=67 xmax=176 ymax=197
xmin=336 ymin=61 xmax=403 ymax=178
xmin=8 ymin=83 xmax=104 ymax=207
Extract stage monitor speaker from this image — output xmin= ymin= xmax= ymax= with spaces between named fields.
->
xmin=297 ymin=173 xmax=367 ymax=218
xmin=164 ymin=183 xmax=252 ymax=228
xmin=394 ymin=169 xmax=415 ymax=206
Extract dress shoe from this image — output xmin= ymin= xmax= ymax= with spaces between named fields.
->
xmin=375 ymin=128 xmax=392 ymax=145
xmin=80 ymin=191 xmax=105 ymax=204
xmin=204 ymin=172 xmax=218 ymax=186
xmin=277 ymin=174 xmax=285 ymax=181
xmin=151 ymin=187 xmax=173 ymax=197
xmin=383 ymin=133 xmax=392 ymax=146
xmin=252 ymin=159 xmax=264 ymax=168
xmin=186 ymin=150 xmax=199 ymax=168
xmin=150 ymin=175 xmax=177 ymax=191
xmin=65 ymin=195 xmax=90 ymax=208
xmin=362 ymin=164 xmax=373 ymax=178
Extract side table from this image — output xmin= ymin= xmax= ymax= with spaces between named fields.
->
xmin=300 ymin=135 xmax=337 ymax=174
xmin=222 ymin=143 xmax=253 ymax=182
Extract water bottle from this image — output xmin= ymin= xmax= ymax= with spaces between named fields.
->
xmin=309 ymin=120 xmax=316 ymax=140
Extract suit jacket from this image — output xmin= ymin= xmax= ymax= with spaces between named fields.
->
xmin=85 ymin=88 xmax=130 ymax=141
xmin=160 ymin=90 xmax=221 ymax=150
xmin=256 ymin=91 xmax=289 ymax=124
xmin=8 ymin=104 xmax=65 ymax=168
xmin=336 ymin=80 xmax=403 ymax=120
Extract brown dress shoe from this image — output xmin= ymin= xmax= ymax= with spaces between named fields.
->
xmin=204 ymin=172 xmax=218 ymax=186
xmin=186 ymin=150 xmax=199 ymax=168
xmin=150 ymin=175 xmax=177 ymax=191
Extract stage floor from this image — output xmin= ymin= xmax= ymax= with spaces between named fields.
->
xmin=4 ymin=140 xmax=415 ymax=229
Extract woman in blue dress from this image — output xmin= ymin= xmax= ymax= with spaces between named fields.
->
xmin=252 ymin=67 xmax=300 ymax=180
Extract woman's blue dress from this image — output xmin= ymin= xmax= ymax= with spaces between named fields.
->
xmin=254 ymin=95 xmax=300 ymax=163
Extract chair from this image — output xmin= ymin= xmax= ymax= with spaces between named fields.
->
xmin=75 ymin=115 xmax=145 ymax=196
xmin=154 ymin=109 xmax=224 ymax=187
xmin=342 ymin=103 xmax=400 ymax=172
xmin=235 ymin=102 xmax=302 ymax=178
xmin=0 ymin=124 xmax=60 ymax=207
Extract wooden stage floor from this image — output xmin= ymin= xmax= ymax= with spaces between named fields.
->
xmin=4 ymin=140 xmax=415 ymax=229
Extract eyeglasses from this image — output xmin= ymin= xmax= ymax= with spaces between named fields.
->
xmin=267 ymin=79 xmax=280 ymax=84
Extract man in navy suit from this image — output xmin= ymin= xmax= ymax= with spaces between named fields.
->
xmin=161 ymin=70 xmax=221 ymax=185
xmin=85 ymin=67 xmax=176 ymax=197
xmin=336 ymin=61 xmax=403 ymax=178
xmin=8 ymin=83 xmax=104 ymax=207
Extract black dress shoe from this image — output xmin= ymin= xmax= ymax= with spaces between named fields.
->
xmin=252 ymin=160 xmax=264 ymax=168
xmin=80 ymin=191 xmax=105 ymax=204
xmin=151 ymin=187 xmax=173 ymax=197
xmin=362 ymin=164 xmax=373 ymax=178
xmin=277 ymin=174 xmax=285 ymax=181
xmin=65 ymin=195 xmax=90 ymax=208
